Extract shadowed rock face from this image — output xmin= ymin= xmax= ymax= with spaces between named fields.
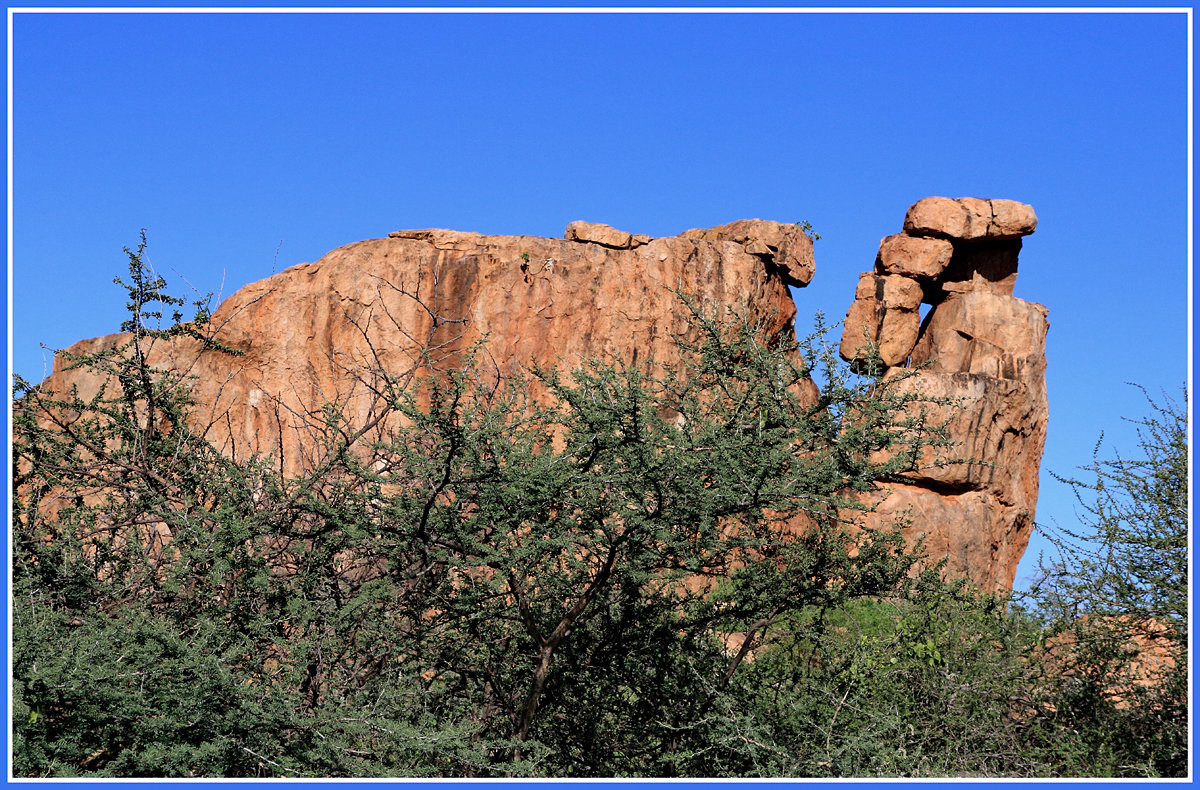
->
xmin=35 ymin=205 xmax=1048 ymax=593
xmin=840 ymin=197 xmax=1049 ymax=592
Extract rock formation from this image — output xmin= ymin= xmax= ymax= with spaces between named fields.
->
xmin=41 ymin=219 xmax=815 ymax=470
xmin=840 ymin=197 xmax=1048 ymax=591
xmin=32 ymin=201 xmax=1048 ymax=592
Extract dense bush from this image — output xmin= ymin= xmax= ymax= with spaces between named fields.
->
xmin=1029 ymin=385 xmax=1189 ymax=777
xmin=11 ymin=240 xmax=1187 ymax=777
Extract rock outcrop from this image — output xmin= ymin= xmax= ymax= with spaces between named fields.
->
xmin=33 ymin=203 xmax=1048 ymax=593
xmin=42 ymin=220 xmax=814 ymax=470
xmin=840 ymin=197 xmax=1048 ymax=591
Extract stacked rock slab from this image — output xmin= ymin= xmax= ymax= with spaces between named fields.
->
xmin=840 ymin=197 xmax=1048 ymax=592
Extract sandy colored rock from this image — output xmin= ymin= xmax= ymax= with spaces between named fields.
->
xmin=881 ymin=368 xmax=1047 ymax=494
xmin=854 ymin=271 xmax=877 ymax=300
xmin=910 ymin=291 xmax=1049 ymax=380
xmin=930 ymin=238 xmax=1022 ymax=301
xmin=958 ymin=197 xmax=994 ymax=239
xmin=877 ymin=233 xmax=954 ymax=281
xmin=877 ymin=275 xmax=923 ymax=311
xmin=683 ymin=219 xmax=815 ymax=286
xmin=990 ymin=199 xmax=1038 ymax=238
xmin=41 ymin=223 xmax=811 ymax=470
xmin=878 ymin=309 xmax=922 ymax=367
xmin=865 ymin=366 xmax=1047 ymax=590
xmin=852 ymin=272 xmax=921 ymax=310
xmin=839 ymin=197 xmax=1048 ymax=592
xmin=855 ymin=483 xmax=1035 ymax=593
xmin=842 ymin=275 xmax=922 ymax=366
xmin=903 ymin=196 xmax=973 ymax=239
xmin=839 ymin=296 xmax=880 ymax=363
xmin=32 ymin=200 xmax=1049 ymax=596
xmin=565 ymin=220 xmax=634 ymax=249
xmin=903 ymin=197 xmax=1038 ymax=241
xmin=839 ymin=304 xmax=919 ymax=368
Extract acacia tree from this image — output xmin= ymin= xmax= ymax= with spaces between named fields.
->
xmin=1030 ymin=386 xmax=1189 ymax=777
xmin=13 ymin=239 xmax=959 ymax=777
xmin=328 ymin=297 xmax=959 ymax=772
xmin=1035 ymin=386 xmax=1187 ymax=631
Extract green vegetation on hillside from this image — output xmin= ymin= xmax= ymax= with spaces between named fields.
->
xmin=11 ymin=241 xmax=1187 ymax=778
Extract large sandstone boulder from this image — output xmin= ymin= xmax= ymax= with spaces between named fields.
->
xmin=838 ymin=273 xmax=924 ymax=367
xmin=876 ymin=234 xmax=954 ymax=280
xmin=681 ymin=218 xmax=816 ymax=287
xmin=41 ymin=221 xmax=813 ymax=470
xmin=839 ymin=197 xmax=1047 ymax=592
xmin=903 ymin=196 xmax=1038 ymax=241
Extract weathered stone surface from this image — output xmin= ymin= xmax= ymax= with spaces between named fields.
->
xmin=958 ymin=197 xmax=994 ymax=239
xmin=878 ymin=309 xmax=922 ymax=368
xmin=990 ymin=199 xmax=1039 ymax=238
xmin=930 ymin=238 xmax=1022 ymax=301
xmin=876 ymin=234 xmax=954 ymax=280
xmin=880 ymin=368 xmax=1047 ymax=495
xmin=863 ymin=365 xmax=1047 ymax=592
xmin=855 ymin=483 xmax=1035 ymax=595
xmin=565 ymin=220 xmax=634 ymax=249
xmin=903 ymin=196 xmax=974 ymax=239
xmin=854 ymin=271 xmax=877 ymax=300
xmin=841 ymin=274 xmax=923 ymax=367
xmin=682 ymin=219 xmax=815 ymax=287
xmin=840 ymin=197 xmax=1048 ymax=591
xmin=877 ymin=275 xmax=923 ymax=311
xmin=903 ymin=197 xmax=1038 ymax=241
xmin=839 ymin=296 xmax=879 ymax=363
xmin=35 ymin=200 xmax=1049 ymax=595
xmin=910 ymin=291 xmax=1049 ymax=380
xmin=44 ymin=223 xmax=811 ymax=470
xmin=852 ymin=272 xmax=922 ymax=310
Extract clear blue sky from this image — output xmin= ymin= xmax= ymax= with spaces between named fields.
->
xmin=8 ymin=8 xmax=1190 ymax=590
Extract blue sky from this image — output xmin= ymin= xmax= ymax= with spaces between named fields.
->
xmin=8 ymin=8 xmax=1190 ymax=589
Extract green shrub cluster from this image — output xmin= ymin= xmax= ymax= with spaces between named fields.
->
xmin=11 ymin=240 xmax=1187 ymax=777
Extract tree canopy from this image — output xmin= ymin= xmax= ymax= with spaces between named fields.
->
xmin=11 ymin=240 xmax=1188 ymax=778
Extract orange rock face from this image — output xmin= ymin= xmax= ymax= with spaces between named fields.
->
xmin=903 ymin=196 xmax=1038 ymax=241
xmin=840 ymin=197 xmax=1048 ymax=592
xmin=34 ymin=203 xmax=1048 ymax=593
xmin=42 ymin=221 xmax=810 ymax=470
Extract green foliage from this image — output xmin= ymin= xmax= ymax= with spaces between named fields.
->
xmin=709 ymin=580 xmax=1067 ymax=777
xmin=792 ymin=220 xmax=821 ymax=241
xmin=10 ymin=237 xmax=1187 ymax=778
xmin=1028 ymin=386 xmax=1189 ymax=777
xmin=1034 ymin=386 xmax=1187 ymax=633
xmin=112 ymin=230 xmax=240 ymax=354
